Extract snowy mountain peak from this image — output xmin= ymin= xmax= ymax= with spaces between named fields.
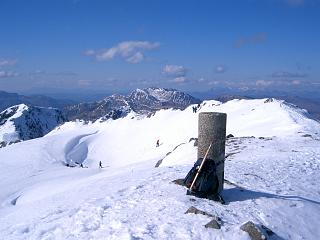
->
xmin=0 ymin=104 xmax=29 ymax=126
xmin=65 ymin=88 xmax=201 ymax=121
xmin=134 ymin=87 xmax=195 ymax=103
xmin=0 ymin=104 xmax=66 ymax=147
xmin=128 ymin=88 xmax=152 ymax=101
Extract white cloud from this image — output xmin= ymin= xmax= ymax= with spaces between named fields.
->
xmin=84 ymin=49 xmax=96 ymax=56
xmin=215 ymin=64 xmax=227 ymax=73
xmin=172 ymin=76 xmax=187 ymax=83
xmin=272 ymin=71 xmax=307 ymax=78
xmin=0 ymin=71 xmax=19 ymax=78
xmin=291 ymin=80 xmax=301 ymax=85
xmin=126 ymin=52 xmax=144 ymax=63
xmin=162 ymin=65 xmax=187 ymax=77
xmin=0 ymin=59 xmax=17 ymax=67
xmin=255 ymin=80 xmax=273 ymax=86
xmin=34 ymin=70 xmax=45 ymax=74
xmin=78 ymin=79 xmax=91 ymax=86
xmin=86 ymin=41 xmax=160 ymax=63
xmin=208 ymin=80 xmax=220 ymax=85
xmin=198 ymin=77 xmax=205 ymax=82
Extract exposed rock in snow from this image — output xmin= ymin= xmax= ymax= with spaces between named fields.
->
xmin=0 ymin=104 xmax=66 ymax=147
xmin=204 ymin=219 xmax=221 ymax=229
xmin=240 ymin=221 xmax=267 ymax=240
xmin=185 ymin=206 xmax=215 ymax=218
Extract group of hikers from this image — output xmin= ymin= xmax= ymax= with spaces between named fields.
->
xmin=192 ymin=104 xmax=201 ymax=113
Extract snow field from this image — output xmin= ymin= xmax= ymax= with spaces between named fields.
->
xmin=0 ymin=98 xmax=319 ymax=239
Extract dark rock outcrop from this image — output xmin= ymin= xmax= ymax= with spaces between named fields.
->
xmin=204 ymin=219 xmax=221 ymax=229
xmin=0 ymin=104 xmax=66 ymax=147
xmin=240 ymin=221 xmax=267 ymax=240
xmin=185 ymin=206 xmax=214 ymax=218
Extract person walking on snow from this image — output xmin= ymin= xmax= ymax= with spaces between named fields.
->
xmin=156 ymin=139 xmax=160 ymax=147
xmin=99 ymin=161 xmax=103 ymax=168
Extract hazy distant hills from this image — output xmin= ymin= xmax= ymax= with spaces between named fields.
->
xmin=1 ymin=88 xmax=319 ymax=122
xmin=0 ymin=91 xmax=75 ymax=112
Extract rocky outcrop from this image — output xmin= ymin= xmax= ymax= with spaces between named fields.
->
xmin=240 ymin=221 xmax=267 ymax=240
xmin=0 ymin=104 xmax=66 ymax=147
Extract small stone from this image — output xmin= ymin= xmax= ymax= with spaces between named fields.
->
xmin=240 ymin=221 xmax=267 ymax=240
xmin=185 ymin=206 xmax=214 ymax=217
xmin=171 ymin=179 xmax=185 ymax=186
xmin=205 ymin=219 xmax=221 ymax=229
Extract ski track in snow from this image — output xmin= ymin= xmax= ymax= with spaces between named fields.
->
xmin=0 ymin=99 xmax=320 ymax=240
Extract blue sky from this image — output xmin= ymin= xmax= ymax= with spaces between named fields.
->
xmin=0 ymin=0 xmax=319 ymax=94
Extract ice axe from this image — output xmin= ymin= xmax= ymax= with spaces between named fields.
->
xmin=187 ymin=141 xmax=213 ymax=195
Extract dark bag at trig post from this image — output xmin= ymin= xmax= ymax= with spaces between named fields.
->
xmin=183 ymin=158 xmax=219 ymax=198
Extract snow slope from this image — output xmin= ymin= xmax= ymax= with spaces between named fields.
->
xmin=0 ymin=98 xmax=319 ymax=239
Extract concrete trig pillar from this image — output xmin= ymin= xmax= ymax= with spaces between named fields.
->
xmin=198 ymin=112 xmax=227 ymax=195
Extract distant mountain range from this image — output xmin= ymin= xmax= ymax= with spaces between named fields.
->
xmin=0 ymin=87 xmax=319 ymax=149
xmin=0 ymin=104 xmax=66 ymax=147
xmin=0 ymin=90 xmax=75 ymax=112
xmin=64 ymin=87 xmax=201 ymax=121
xmin=0 ymin=88 xmax=201 ymax=147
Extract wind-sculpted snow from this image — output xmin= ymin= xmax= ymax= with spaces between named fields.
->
xmin=64 ymin=131 xmax=99 ymax=166
xmin=0 ymin=98 xmax=319 ymax=239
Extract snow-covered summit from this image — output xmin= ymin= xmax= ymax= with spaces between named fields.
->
xmin=198 ymin=98 xmax=320 ymax=137
xmin=130 ymin=87 xmax=199 ymax=104
xmin=0 ymin=98 xmax=319 ymax=239
xmin=64 ymin=87 xmax=201 ymax=121
xmin=0 ymin=104 xmax=66 ymax=147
